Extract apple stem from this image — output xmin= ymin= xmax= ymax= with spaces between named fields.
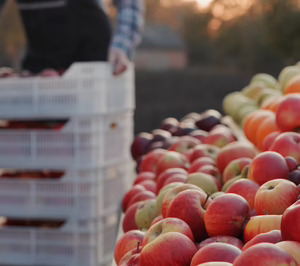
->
xmin=264 ymin=210 xmax=269 ymax=215
xmin=204 ymin=194 xmax=210 ymax=205
xmin=137 ymin=242 xmax=140 ymax=253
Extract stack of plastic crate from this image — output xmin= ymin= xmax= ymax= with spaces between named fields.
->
xmin=0 ymin=62 xmax=135 ymax=266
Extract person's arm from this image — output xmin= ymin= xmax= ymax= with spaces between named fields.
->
xmin=109 ymin=0 xmax=145 ymax=75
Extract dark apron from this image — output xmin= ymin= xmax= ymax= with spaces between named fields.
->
xmin=18 ymin=0 xmax=112 ymax=73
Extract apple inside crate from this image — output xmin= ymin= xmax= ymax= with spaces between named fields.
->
xmin=0 ymin=212 xmax=119 ymax=266
xmin=0 ymin=62 xmax=135 ymax=118
xmin=0 ymin=160 xmax=134 ymax=219
xmin=0 ymin=111 xmax=133 ymax=169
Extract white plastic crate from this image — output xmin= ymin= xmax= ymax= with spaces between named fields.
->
xmin=0 ymin=211 xmax=119 ymax=266
xmin=0 ymin=160 xmax=134 ymax=219
xmin=0 ymin=62 xmax=135 ymax=118
xmin=0 ymin=111 xmax=133 ymax=169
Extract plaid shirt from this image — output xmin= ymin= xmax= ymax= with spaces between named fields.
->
xmin=108 ymin=0 xmax=145 ymax=58
xmin=0 ymin=0 xmax=145 ymax=58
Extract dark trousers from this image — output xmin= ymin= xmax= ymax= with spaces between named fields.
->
xmin=18 ymin=0 xmax=112 ymax=73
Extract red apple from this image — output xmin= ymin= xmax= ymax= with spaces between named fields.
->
xmin=189 ymin=129 xmax=209 ymax=142
xmin=216 ymin=141 xmax=257 ymax=173
xmin=140 ymin=232 xmax=197 ymax=266
xmin=281 ymin=199 xmax=300 ymax=242
xmin=156 ymin=182 xmax=184 ymax=215
xmin=191 ymin=243 xmax=242 ymax=266
xmin=223 ymin=157 xmax=252 ymax=184
xmin=242 ymin=230 xmax=282 ymax=251
xmin=276 ymin=241 xmax=300 ymax=265
xmin=156 ymin=168 xmax=188 ymax=193
xmin=248 ymin=151 xmax=289 ymax=185
xmin=134 ymin=172 xmax=156 ymax=185
xmin=263 ymin=131 xmax=281 ymax=151
xmin=254 ymin=179 xmax=299 ymax=215
xmin=131 ymin=132 xmax=153 ymax=161
xmin=161 ymin=183 xmax=202 ymax=218
xmin=269 ymin=132 xmax=300 ymax=163
xmin=114 ymin=230 xmax=145 ymax=264
xmin=118 ymin=245 xmax=142 ymax=266
xmin=167 ymin=189 xmax=212 ymax=242
xmin=227 ymin=179 xmax=259 ymax=211
xmin=142 ymin=217 xmax=194 ymax=248
xmin=162 ymin=174 xmax=188 ymax=188
xmin=190 ymin=144 xmax=220 ymax=163
xmin=244 ymin=215 xmax=282 ymax=242
xmin=189 ymin=157 xmax=216 ymax=174
xmin=204 ymin=194 xmax=250 ymax=237
xmin=169 ymin=136 xmax=201 ymax=154
xmin=123 ymin=201 xmax=144 ymax=232
xmin=276 ymin=94 xmax=300 ymax=132
xmin=139 ymin=149 xmax=166 ymax=173
xmin=127 ymin=190 xmax=156 ymax=209
xmin=194 ymin=263 xmax=233 ymax=266
xmin=150 ymin=215 xmax=163 ymax=226
xmin=198 ymin=236 xmax=244 ymax=250
xmin=122 ymin=185 xmax=146 ymax=212
xmin=156 ymin=151 xmax=189 ymax=176
xmin=138 ymin=180 xmax=157 ymax=194
xmin=203 ymin=125 xmax=236 ymax=148
xmin=233 ymin=243 xmax=297 ymax=266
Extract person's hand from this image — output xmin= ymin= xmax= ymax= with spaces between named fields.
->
xmin=108 ymin=47 xmax=129 ymax=76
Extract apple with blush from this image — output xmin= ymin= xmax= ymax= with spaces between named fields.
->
xmin=204 ymin=194 xmax=250 ymax=237
xmin=135 ymin=199 xmax=159 ymax=230
xmin=276 ymin=94 xmax=300 ymax=132
xmin=189 ymin=157 xmax=216 ymax=174
xmin=156 ymin=151 xmax=189 ymax=177
xmin=169 ymin=136 xmax=201 ymax=154
xmin=138 ymin=180 xmax=157 ymax=194
xmin=118 ymin=245 xmax=142 ymax=266
xmin=254 ymin=179 xmax=299 ymax=215
xmin=161 ymin=174 xmax=188 ymax=189
xmin=269 ymin=132 xmax=300 ymax=164
xmin=222 ymin=157 xmax=252 ymax=184
xmin=156 ymin=168 xmax=188 ymax=193
xmin=198 ymin=236 xmax=244 ymax=250
xmin=114 ymin=230 xmax=145 ymax=265
xmin=150 ymin=215 xmax=163 ymax=226
xmin=190 ymin=144 xmax=220 ymax=163
xmin=242 ymin=230 xmax=282 ymax=251
xmin=122 ymin=185 xmax=146 ymax=212
xmin=167 ymin=189 xmax=212 ymax=242
xmin=189 ymin=129 xmax=209 ymax=142
xmin=161 ymin=183 xmax=203 ymax=218
xmin=248 ymin=151 xmax=289 ymax=185
xmin=216 ymin=141 xmax=257 ymax=173
xmin=190 ymin=243 xmax=242 ymax=266
xmin=187 ymin=173 xmax=219 ymax=195
xmin=127 ymin=190 xmax=156 ymax=209
xmin=244 ymin=215 xmax=282 ymax=242
xmin=263 ymin=131 xmax=281 ymax=151
xmin=233 ymin=243 xmax=297 ymax=266
xmin=140 ymin=232 xmax=197 ymax=266
xmin=227 ymin=179 xmax=260 ymax=211
xmin=142 ymin=217 xmax=194 ymax=248
xmin=275 ymin=241 xmax=300 ymax=265
xmin=134 ymin=172 xmax=155 ymax=185
xmin=123 ymin=201 xmax=144 ymax=232
xmin=139 ymin=149 xmax=166 ymax=173
xmin=281 ymin=199 xmax=300 ymax=242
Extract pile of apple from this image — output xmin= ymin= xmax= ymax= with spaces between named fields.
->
xmin=114 ymin=107 xmax=300 ymax=266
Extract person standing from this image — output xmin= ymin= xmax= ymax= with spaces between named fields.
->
xmin=0 ymin=0 xmax=145 ymax=75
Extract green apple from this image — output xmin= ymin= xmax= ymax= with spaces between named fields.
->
xmin=187 ymin=172 xmax=218 ymax=195
xmin=249 ymin=73 xmax=280 ymax=90
xmin=278 ymin=65 xmax=300 ymax=91
xmin=135 ymin=199 xmax=159 ymax=230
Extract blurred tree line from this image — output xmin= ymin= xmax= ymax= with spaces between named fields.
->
xmin=0 ymin=0 xmax=300 ymax=74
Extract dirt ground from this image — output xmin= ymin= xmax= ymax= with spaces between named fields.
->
xmin=134 ymin=67 xmax=253 ymax=134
